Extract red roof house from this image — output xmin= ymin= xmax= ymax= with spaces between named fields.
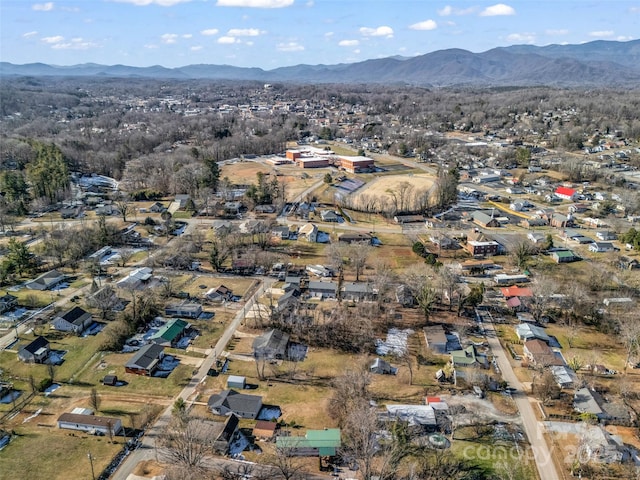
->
xmin=500 ymin=286 xmax=534 ymax=298
xmin=554 ymin=186 xmax=577 ymax=201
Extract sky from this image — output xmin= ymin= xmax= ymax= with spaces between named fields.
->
xmin=1 ymin=0 xmax=639 ymax=70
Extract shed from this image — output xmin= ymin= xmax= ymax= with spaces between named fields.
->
xmin=227 ymin=375 xmax=246 ymax=389
xmin=102 ymin=375 xmax=118 ymax=386
xmin=253 ymin=420 xmax=278 ymax=440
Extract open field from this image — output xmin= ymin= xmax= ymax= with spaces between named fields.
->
xmin=353 ymin=173 xmax=435 ymax=202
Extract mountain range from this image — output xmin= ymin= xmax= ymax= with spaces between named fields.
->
xmin=2 ymin=39 xmax=640 ymax=87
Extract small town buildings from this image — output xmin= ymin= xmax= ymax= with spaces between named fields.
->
xmin=320 ymin=210 xmax=340 ymax=222
xmin=500 ymin=286 xmax=533 ymax=298
xmin=253 ymin=329 xmax=290 ymax=360
xmin=164 ymin=301 xmax=202 ymax=319
xmin=57 ymin=412 xmax=122 ymax=435
xmin=618 ymin=256 xmax=640 ymax=270
xmin=554 ymin=186 xmax=577 ymax=201
xmin=494 ymin=274 xmax=529 ymax=285
xmin=341 ymin=282 xmax=375 ymax=302
xmin=338 ymin=232 xmax=372 ymax=244
xmin=465 ymin=240 xmax=500 ymax=257
xmin=191 ymin=415 xmax=240 ymax=454
xmin=298 ymin=223 xmax=318 ymax=242
xmin=88 ymin=246 xmax=112 ymax=261
xmin=253 ymin=420 xmax=278 ymax=440
xmin=204 ymin=285 xmax=233 ymax=302
xmin=515 ymin=324 xmax=550 ymax=343
xmin=550 ymin=365 xmax=577 ymax=389
xmin=149 ymin=202 xmax=167 ymax=213
xmin=338 ymin=155 xmax=374 ymax=173
xmin=271 ymin=225 xmax=290 ymax=240
xmin=523 ymin=339 xmax=563 ymax=366
xmin=308 ymin=280 xmax=338 ymax=299
xmin=370 ymin=358 xmax=397 ymax=375
xmin=18 ymin=336 xmax=50 ymax=363
xmin=26 ymin=270 xmax=65 ymax=291
xmin=275 ymin=428 xmax=341 ymax=456
xmin=149 ymin=318 xmax=190 ymax=347
xmin=102 ymin=375 xmax=118 ymax=386
xmin=423 ymin=325 xmax=447 ymax=354
xmin=125 ymin=343 xmax=165 ymax=376
xmin=52 ymin=306 xmax=93 ymax=334
xmin=471 ymin=211 xmax=501 ymax=228
xmin=208 ymin=390 xmax=263 ymax=419
xmin=306 ymin=264 xmax=332 ymax=277
xmin=0 ymin=294 xmax=18 ymax=314
xmin=116 ymin=267 xmax=153 ymax=289
xmin=551 ymin=250 xmax=580 ymax=263
xmin=450 ymin=345 xmax=488 ymax=368
xmin=595 ymin=231 xmax=617 ymax=241
xmin=227 ymin=375 xmax=246 ymax=389
xmin=589 ymin=242 xmax=618 ymax=253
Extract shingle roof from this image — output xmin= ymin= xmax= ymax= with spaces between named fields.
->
xmin=126 ymin=343 xmax=164 ymax=370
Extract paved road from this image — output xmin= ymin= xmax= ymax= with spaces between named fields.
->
xmin=111 ymin=277 xmax=274 ymax=480
xmin=479 ymin=310 xmax=560 ymax=480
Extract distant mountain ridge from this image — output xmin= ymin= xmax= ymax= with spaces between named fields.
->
xmin=2 ymin=39 xmax=639 ymax=87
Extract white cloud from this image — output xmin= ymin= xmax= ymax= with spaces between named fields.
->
xmin=545 ymin=29 xmax=569 ymax=36
xmin=617 ymin=35 xmax=633 ymax=41
xmin=111 ymin=0 xmax=192 ymax=5
xmin=145 ymin=44 xmax=159 ymax=49
xmin=409 ymin=19 xmax=437 ymax=31
xmin=630 ymin=6 xmax=640 ymax=13
xmin=216 ymin=0 xmax=294 ymax=7
xmin=52 ymin=37 xmax=98 ymax=50
xmin=41 ymin=35 xmax=64 ymax=44
xmin=217 ymin=36 xmax=238 ymax=44
xmin=182 ymin=34 xmax=192 ymax=39
xmin=338 ymin=39 xmax=359 ymax=47
xmin=306 ymin=0 xmax=313 ymax=6
xmin=589 ymin=30 xmax=614 ymax=37
xmin=437 ymin=5 xmax=475 ymax=16
xmin=191 ymin=45 xmax=203 ymax=51
xmin=227 ymin=28 xmax=262 ymax=36
xmin=23 ymin=31 xmax=39 ymax=38
xmin=479 ymin=4 xmax=516 ymax=16
xmin=245 ymin=40 xmax=254 ymax=46
xmin=60 ymin=5 xmax=80 ymax=11
xmin=353 ymin=49 xmax=360 ymax=54
xmin=201 ymin=28 xmax=219 ymax=36
xmin=277 ymin=41 xmax=304 ymax=52
xmin=32 ymin=2 xmax=54 ymax=11
xmin=161 ymin=33 xmax=179 ymax=44
xmin=507 ymin=33 xmax=536 ymax=43
xmin=324 ymin=31 xmax=334 ymax=37
xmin=359 ymin=26 xmax=394 ymax=38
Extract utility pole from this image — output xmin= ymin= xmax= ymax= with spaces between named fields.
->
xmin=87 ymin=452 xmax=95 ymax=480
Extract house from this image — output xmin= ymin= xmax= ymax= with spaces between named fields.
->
xmin=396 ymin=284 xmax=415 ymax=306
xmin=370 ymin=358 xmax=397 ymax=375
xmin=450 ymin=345 xmax=488 ymax=368
xmin=26 ymin=269 xmax=66 ymax=291
xmin=471 ymin=211 xmax=501 ymax=228
xmin=551 ymin=250 xmax=580 ymax=263
xmin=523 ymin=339 xmax=564 ymax=366
xmin=275 ymin=287 xmax=301 ymax=313
xmin=149 ymin=202 xmax=167 ymax=213
xmin=211 ymin=220 xmax=233 ymax=236
xmin=275 ymin=428 xmax=341 ymax=456
xmin=618 ymin=256 xmax=640 ymax=270
xmin=465 ymin=240 xmax=500 ymax=257
xmin=500 ymin=286 xmax=533 ymax=298
xmin=204 ymin=285 xmax=233 ymax=302
xmin=223 ymin=201 xmax=243 ymax=216
xmin=116 ymin=267 xmax=153 ymax=289
xmin=18 ymin=336 xmax=50 ymax=363
xmin=527 ymin=233 xmax=545 ymax=244
xmin=423 ymin=325 xmax=447 ymax=354
xmin=385 ymin=404 xmax=438 ymax=429
xmin=338 ymin=232 xmax=372 ymax=244
xmin=125 ymin=343 xmax=165 ymax=376
xmin=306 ymin=264 xmax=332 ymax=277
xmin=271 ymin=225 xmax=290 ymax=240
xmin=253 ymin=329 xmax=290 ymax=360
xmin=554 ymin=186 xmax=577 ymax=201
xmin=579 ymin=425 xmax=629 ymax=464
xmin=60 ymin=206 xmax=81 ymax=219
xmin=550 ymin=213 xmax=572 ymax=228
xmin=149 ymin=318 xmax=190 ymax=347
xmin=515 ymin=324 xmax=550 ymax=343
xmin=164 ymin=301 xmax=202 ymax=319
xmin=0 ymin=294 xmax=18 ymax=314
xmin=253 ymin=420 xmax=278 ymax=440
xmin=320 ymin=210 xmax=340 ymax=222
xmin=52 ymin=307 xmax=93 ymax=334
xmin=255 ymin=204 xmax=276 ymax=214
xmin=574 ymin=387 xmax=606 ymax=419
xmin=341 ymin=282 xmax=375 ymax=302
xmin=298 ymin=223 xmax=318 ymax=242
xmin=207 ymin=389 xmax=263 ymax=419
xmin=550 ymin=365 xmax=577 ymax=389
xmin=308 ymin=280 xmax=338 ymax=299
xmin=589 ymin=242 xmax=618 ymax=253
xmin=191 ymin=415 xmax=240 ymax=454
xmin=227 ymin=375 xmax=246 ymax=389
xmin=595 ymin=231 xmax=617 ymax=241
xmin=494 ymin=274 xmax=529 ymax=285
xmin=102 ymin=375 xmax=118 ymax=386
xmin=174 ymin=194 xmax=192 ymax=210
xmin=88 ymin=246 xmax=113 ymax=261
xmin=57 ymin=413 xmax=122 ymax=435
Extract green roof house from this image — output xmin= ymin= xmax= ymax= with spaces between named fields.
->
xmin=450 ymin=345 xmax=488 ymax=368
xmin=149 ymin=319 xmax=190 ymax=347
xmin=276 ymin=428 xmax=341 ymax=456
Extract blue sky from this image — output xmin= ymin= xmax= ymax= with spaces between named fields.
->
xmin=1 ymin=0 xmax=638 ymax=69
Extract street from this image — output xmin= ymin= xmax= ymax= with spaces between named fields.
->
xmin=479 ymin=309 xmax=560 ymax=480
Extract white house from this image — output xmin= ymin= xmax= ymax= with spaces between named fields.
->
xmin=52 ymin=307 xmax=93 ymax=334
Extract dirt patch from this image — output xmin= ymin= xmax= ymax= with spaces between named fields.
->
xmin=353 ymin=173 xmax=435 ymax=202
xmin=132 ymin=460 xmax=166 ymax=478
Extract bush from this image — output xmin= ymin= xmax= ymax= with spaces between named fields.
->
xmin=38 ymin=377 xmax=53 ymax=392
xmin=144 ymin=216 xmax=156 ymax=226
